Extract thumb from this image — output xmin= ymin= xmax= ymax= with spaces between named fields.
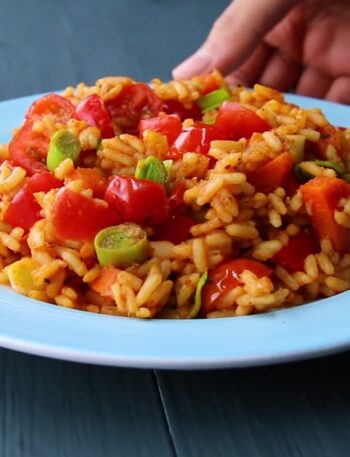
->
xmin=173 ymin=0 xmax=300 ymax=80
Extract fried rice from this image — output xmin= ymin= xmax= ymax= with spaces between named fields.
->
xmin=1 ymin=70 xmax=350 ymax=319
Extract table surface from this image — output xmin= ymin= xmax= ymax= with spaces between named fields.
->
xmin=2 ymin=1 xmax=350 ymax=456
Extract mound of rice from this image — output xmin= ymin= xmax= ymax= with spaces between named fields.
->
xmin=1 ymin=70 xmax=350 ymax=319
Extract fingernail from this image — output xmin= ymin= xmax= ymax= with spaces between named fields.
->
xmin=173 ymin=52 xmax=212 ymax=79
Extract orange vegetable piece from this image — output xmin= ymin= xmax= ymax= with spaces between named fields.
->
xmin=91 ymin=266 xmax=119 ymax=299
xmin=66 ymin=167 xmax=107 ymax=198
xmin=247 ymin=152 xmax=294 ymax=194
xmin=300 ymin=176 xmax=350 ymax=253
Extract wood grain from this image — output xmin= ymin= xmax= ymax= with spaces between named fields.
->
xmin=156 ymin=352 xmax=350 ymax=457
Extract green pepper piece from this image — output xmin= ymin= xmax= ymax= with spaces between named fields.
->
xmin=188 ymin=271 xmax=208 ymax=318
xmin=135 ymin=156 xmax=168 ymax=186
xmin=197 ymin=88 xmax=231 ymax=112
xmin=94 ymin=224 xmax=150 ymax=268
xmin=46 ymin=130 xmax=81 ymax=172
xmin=286 ymin=134 xmax=306 ymax=163
xmin=314 ymin=160 xmax=345 ymax=175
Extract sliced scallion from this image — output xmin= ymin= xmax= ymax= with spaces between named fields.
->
xmin=94 ymin=224 xmax=150 ymax=268
xmin=47 ymin=130 xmax=81 ymax=172
xmin=135 ymin=156 xmax=168 ymax=186
xmin=188 ymin=271 xmax=208 ymax=318
xmin=314 ymin=160 xmax=345 ymax=175
xmin=197 ymin=88 xmax=231 ymax=112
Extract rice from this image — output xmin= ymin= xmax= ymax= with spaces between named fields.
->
xmin=1 ymin=70 xmax=350 ymax=319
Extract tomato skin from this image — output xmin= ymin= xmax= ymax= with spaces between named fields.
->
xmin=9 ymin=123 xmax=48 ymax=175
xmin=247 ymin=152 xmax=294 ymax=194
xmin=138 ymin=114 xmax=182 ymax=145
xmin=75 ymin=94 xmax=114 ymax=139
xmin=215 ymin=102 xmax=270 ymax=140
xmin=26 ymin=94 xmax=75 ymax=123
xmin=273 ymin=231 xmax=320 ymax=273
xmin=105 ymin=83 xmax=163 ymax=132
xmin=4 ymin=171 xmax=63 ymax=231
xmin=162 ymin=100 xmax=202 ymax=121
xmin=202 ymin=259 xmax=273 ymax=315
xmin=169 ymin=181 xmax=186 ymax=212
xmin=104 ymin=176 xmax=169 ymax=226
xmin=52 ymin=188 xmax=121 ymax=242
xmin=153 ymin=214 xmax=195 ymax=244
xmin=168 ymin=122 xmax=224 ymax=159
xmin=66 ymin=167 xmax=107 ymax=198
xmin=196 ymin=73 xmax=220 ymax=95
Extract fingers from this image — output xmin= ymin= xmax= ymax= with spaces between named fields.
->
xmin=296 ymin=67 xmax=332 ymax=99
xmin=258 ymin=51 xmax=302 ymax=92
xmin=325 ymin=77 xmax=350 ymax=104
xmin=173 ymin=0 xmax=300 ymax=80
xmin=226 ymin=44 xmax=272 ymax=87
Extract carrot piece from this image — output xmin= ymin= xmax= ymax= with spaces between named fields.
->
xmin=247 ymin=152 xmax=294 ymax=194
xmin=91 ymin=266 xmax=119 ymax=299
xmin=300 ymin=176 xmax=350 ymax=253
xmin=196 ymin=73 xmax=220 ymax=95
xmin=273 ymin=231 xmax=320 ymax=273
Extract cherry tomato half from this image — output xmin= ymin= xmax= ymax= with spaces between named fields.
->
xmin=75 ymin=94 xmax=114 ymax=139
xmin=139 ymin=114 xmax=182 ymax=145
xmin=26 ymin=94 xmax=75 ymax=123
xmin=201 ymin=259 xmax=273 ymax=315
xmin=105 ymin=83 xmax=163 ymax=132
xmin=9 ymin=123 xmax=49 ymax=175
xmin=168 ymin=122 xmax=224 ymax=159
xmin=104 ymin=176 xmax=169 ymax=226
xmin=66 ymin=167 xmax=108 ymax=198
xmin=52 ymin=188 xmax=121 ymax=242
xmin=215 ymin=102 xmax=270 ymax=141
xmin=4 ymin=171 xmax=63 ymax=231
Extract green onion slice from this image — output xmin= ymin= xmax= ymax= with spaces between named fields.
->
xmin=188 ymin=271 xmax=208 ymax=318
xmin=314 ymin=160 xmax=345 ymax=175
xmin=46 ymin=130 xmax=81 ymax=172
xmin=135 ymin=156 xmax=168 ymax=186
xmin=197 ymin=88 xmax=231 ymax=112
xmin=94 ymin=224 xmax=150 ymax=268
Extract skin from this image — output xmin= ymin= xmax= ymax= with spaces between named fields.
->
xmin=173 ymin=0 xmax=350 ymax=104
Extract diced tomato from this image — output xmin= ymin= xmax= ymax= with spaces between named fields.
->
xmin=52 ymin=188 xmax=121 ymax=242
xmin=74 ymin=94 xmax=114 ymax=139
xmin=105 ymin=83 xmax=163 ymax=132
xmin=202 ymin=259 xmax=273 ymax=315
xmin=311 ymin=124 xmax=345 ymax=160
xmin=104 ymin=176 xmax=169 ymax=226
xmin=66 ymin=167 xmax=107 ymax=198
xmin=4 ymin=171 xmax=63 ymax=231
xmin=138 ymin=114 xmax=182 ymax=145
xmin=8 ymin=123 xmax=48 ymax=175
xmin=168 ymin=122 xmax=224 ymax=159
xmin=153 ymin=214 xmax=195 ymax=244
xmin=215 ymin=102 xmax=270 ymax=141
xmin=300 ymin=176 xmax=350 ymax=253
xmin=273 ymin=231 xmax=320 ymax=273
xmin=247 ymin=152 xmax=294 ymax=194
xmin=162 ymin=100 xmax=202 ymax=121
xmin=91 ymin=266 xmax=119 ymax=299
xmin=169 ymin=181 xmax=186 ymax=212
xmin=25 ymin=94 xmax=74 ymax=123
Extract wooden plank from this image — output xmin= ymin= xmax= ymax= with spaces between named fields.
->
xmin=0 ymin=349 xmax=175 ymax=457
xmin=156 ymin=352 xmax=350 ymax=457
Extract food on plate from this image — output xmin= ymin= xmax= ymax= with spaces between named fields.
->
xmin=0 ymin=70 xmax=350 ymax=319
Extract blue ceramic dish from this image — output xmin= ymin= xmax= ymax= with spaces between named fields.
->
xmin=0 ymin=93 xmax=349 ymax=369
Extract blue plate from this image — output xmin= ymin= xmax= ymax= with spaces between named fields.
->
xmin=0 ymin=93 xmax=350 ymax=369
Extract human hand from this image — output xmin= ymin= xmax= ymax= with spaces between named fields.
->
xmin=173 ymin=0 xmax=350 ymax=104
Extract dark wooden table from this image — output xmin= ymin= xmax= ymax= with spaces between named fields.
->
xmin=1 ymin=1 xmax=350 ymax=456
